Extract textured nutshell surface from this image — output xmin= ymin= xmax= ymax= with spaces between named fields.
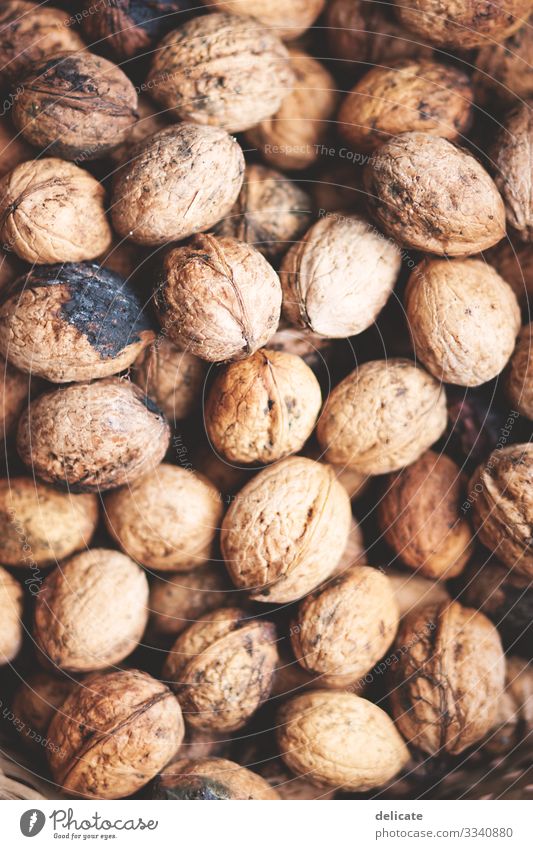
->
xmin=474 ymin=22 xmax=533 ymax=107
xmin=280 ymin=214 xmax=401 ymax=338
xmin=111 ymin=124 xmax=244 ymax=246
xmin=205 ymin=349 xmax=322 ymax=464
xmin=469 ymin=443 xmax=533 ymax=578
xmin=378 ymin=451 xmax=473 ymax=580
xmin=0 ymin=355 xmax=29 ymax=442
xmin=461 ymin=556 xmax=532 ymax=644
xmin=492 ymin=103 xmax=533 ymax=241
xmin=104 ymin=463 xmax=223 ymax=571
xmin=317 ymin=358 xmax=447 ymax=475
xmin=221 ymin=456 xmax=352 ymax=603
xmin=154 ymin=234 xmax=281 ymax=362
xmin=487 ymin=237 xmax=533 ymax=306
xmin=132 ymin=338 xmax=206 ymax=423
xmin=0 ymin=263 xmax=155 ymax=383
xmin=277 ymin=690 xmax=409 ymax=791
xmin=0 ymin=566 xmax=23 ymax=665
xmin=48 ymin=669 xmax=184 ymax=799
xmin=147 ymin=12 xmax=294 ymax=132
xmin=0 ymin=476 xmax=98 ymax=568
xmin=0 ymin=158 xmax=112 ymax=265
xmin=390 ymin=601 xmax=505 ymax=755
xmin=485 ymin=655 xmax=533 ymax=754
xmin=204 ymin=0 xmax=325 ymax=39
xmin=386 ymin=570 xmax=450 ymax=618
xmin=0 ymin=116 xmax=33 ymax=180
xmin=250 ymin=753 xmax=334 ymax=800
xmin=507 ymin=322 xmax=533 ymax=419
xmin=108 ymin=95 xmax=169 ymax=167
xmin=17 ymin=378 xmax=170 ymax=492
xmin=152 ymin=756 xmax=280 ymax=799
xmin=363 ymin=133 xmax=506 ymax=256
xmin=12 ymin=670 xmax=77 ymax=738
xmin=163 ymin=607 xmax=278 ymax=731
xmin=149 ymin=563 xmax=235 ymax=637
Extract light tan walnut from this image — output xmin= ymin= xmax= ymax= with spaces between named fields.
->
xmin=486 ymin=237 xmax=533 ymax=307
xmin=132 ymin=339 xmax=206 ymax=423
xmin=152 ymin=756 xmax=280 ymax=799
xmin=149 ymin=563 xmax=235 ymax=638
xmin=200 ymin=0 xmax=325 ymax=40
xmin=491 ymin=103 xmax=533 ymax=242
xmin=385 ymin=570 xmax=450 ymax=618
xmin=507 ymin=323 xmax=533 ymax=419
xmin=0 ymin=355 xmax=29 ymax=443
xmin=0 ymin=566 xmax=23 ymax=665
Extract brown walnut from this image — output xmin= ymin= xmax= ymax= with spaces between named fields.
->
xmin=0 ymin=355 xmax=29 ymax=443
xmin=386 ymin=570 xmax=450 ymax=618
xmin=491 ymin=103 xmax=533 ymax=242
xmin=12 ymin=671 xmax=77 ymax=739
xmin=152 ymin=756 xmax=280 ymax=800
xmin=0 ymin=117 xmax=33 ymax=179
xmin=108 ymin=95 xmax=169 ymax=167
xmin=132 ymin=338 xmax=206 ymax=423
xmin=474 ymin=21 xmax=533 ymax=107
xmin=201 ymin=0 xmax=325 ymax=40
xmin=485 ymin=656 xmax=533 ymax=754
xmin=0 ymin=566 xmax=23 ymax=665
xmin=149 ymin=563 xmax=235 ymax=637
xmin=461 ymin=555 xmax=532 ymax=646
xmin=506 ymin=323 xmax=533 ymax=418
xmin=486 ymin=237 xmax=533 ymax=307
xmin=266 ymin=325 xmax=335 ymax=378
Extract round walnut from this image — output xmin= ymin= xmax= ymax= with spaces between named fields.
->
xmin=491 ymin=104 xmax=533 ymax=242
xmin=280 ymin=214 xmax=401 ymax=338
xmin=389 ymin=601 xmax=505 ymax=755
xmin=0 ymin=566 xmax=23 ymax=665
xmin=507 ymin=323 xmax=533 ymax=419
xmin=266 ymin=325 xmax=335 ymax=378
xmin=108 ymin=95 xmax=169 ymax=167
xmin=485 ymin=656 xmax=533 ymax=754
xmin=363 ymin=133 xmax=506 ymax=256
xmin=487 ymin=237 xmax=533 ymax=307
xmin=12 ymin=671 xmax=76 ymax=739
xmin=17 ymin=378 xmax=170 ymax=492
xmin=474 ymin=22 xmax=533 ymax=108
xmin=0 ymin=158 xmax=112 ymax=265
xmin=150 ymin=563 xmax=235 ymax=637
xmin=163 ymin=607 xmax=278 ymax=731
xmin=277 ymin=691 xmax=409 ymax=791
xmin=152 ymin=756 xmax=280 ymax=800
xmin=111 ymin=124 xmax=244 ymax=246
xmin=317 ymin=359 xmax=447 ymax=475
xmin=192 ymin=440 xmax=253 ymax=500
xmin=469 ymin=443 xmax=533 ymax=578
xmin=154 ymin=234 xmax=281 ymax=362
xmin=0 ymin=117 xmax=32 ymax=179
xmin=386 ymin=570 xmax=450 ymax=618
xmin=147 ymin=13 xmax=294 ymax=133
xmin=291 ymin=566 xmax=399 ymax=687
xmin=47 ymin=669 xmax=184 ymax=799
xmin=461 ymin=556 xmax=532 ymax=646
xmin=205 ymin=349 xmax=322 ymax=464
xmin=104 ymin=464 xmax=223 ymax=572
xmin=338 ymin=59 xmax=473 ymax=152
xmin=132 ymin=339 xmax=206 ymax=423
xmin=202 ymin=0 xmax=325 ymax=40
xmin=221 ymin=456 xmax=352 ymax=603
xmin=1 ymin=356 xmax=28 ymax=443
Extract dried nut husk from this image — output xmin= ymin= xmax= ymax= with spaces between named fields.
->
xmin=149 ymin=563 xmax=235 ymax=637
xmin=12 ymin=51 xmax=138 ymax=160
xmin=111 ymin=124 xmax=244 ymax=246
xmin=385 ymin=570 xmax=450 ymax=619
xmin=221 ymin=456 xmax=352 ymax=603
xmin=338 ymin=59 xmax=473 ymax=152
xmin=389 ymin=601 xmax=505 ymax=755
xmin=163 ymin=607 xmax=278 ymax=731
xmin=291 ymin=566 xmax=399 ymax=687
xmin=12 ymin=671 xmax=77 ymax=738
xmin=317 ymin=359 xmax=447 ymax=475
xmin=205 ymin=349 xmax=322 ymax=464
xmin=246 ymin=49 xmax=338 ymax=171
xmin=104 ymin=464 xmax=223 ymax=571
xmin=108 ymin=95 xmax=169 ymax=166
xmin=214 ymin=164 xmax=312 ymax=263
xmin=47 ymin=669 xmax=184 ymax=799
xmin=0 ymin=477 xmax=98 ymax=568
xmin=469 ymin=443 xmax=533 ymax=578
xmin=491 ymin=104 xmax=533 ymax=241
xmin=474 ymin=21 xmax=533 ymax=107
xmin=201 ymin=0 xmax=325 ymax=40
xmin=280 ymin=215 xmax=401 ymax=338
xmin=147 ymin=13 xmax=294 ymax=132
xmin=378 ymin=451 xmax=473 ymax=580
xmin=154 ymin=234 xmax=282 ymax=362
xmin=1 ymin=355 xmax=28 ymax=442
xmin=0 ymin=158 xmax=112 ymax=265
xmin=152 ymin=756 xmax=280 ymax=800
xmin=486 ymin=237 xmax=533 ymax=306
xmin=17 ymin=378 xmax=170 ymax=492
xmin=132 ymin=339 xmax=206 ymax=423
xmin=0 ymin=263 xmax=155 ymax=383
xmin=507 ymin=323 xmax=533 ymax=418
xmin=461 ymin=556 xmax=532 ymax=645
xmin=277 ymin=690 xmax=409 ymax=791
xmin=363 ymin=133 xmax=506 ymax=256
xmin=0 ymin=117 xmax=33 ymax=179
xmin=0 ymin=566 xmax=23 ymax=665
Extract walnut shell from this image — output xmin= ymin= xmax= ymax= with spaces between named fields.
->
xmin=389 ymin=601 xmax=505 ymax=755
xmin=280 ymin=214 xmax=401 ymax=338
xmin=152 ymin=756 xmax=280 ymax=799
xmin=277 ymin=690 xmax=409 ymax=791
xmin=1 ymin=355 xmax=29 ymax=442
xmin=491 ymin=104 xmax=533 ymax=242
xmin=486 ymin=237 xmax=533 ymax=306
xmin=396 ymin=0 xmax=531 ymax=49
xmin=363 ymin=133 xmax=506 ymax=256
xmin=192 ymin=440 xmax=253 ymax=499
xmin=147 ymin=13 xmax=294 ymax=132
xmin=163 ymin=607 xmax=278 ymax=731
xmin=0 ymin=158 xmax=112 ymax=265
xmin=0 ymin=566 xmax=23 ymax=665
xmin=474 ymin=21 xmax=533 ymax=107
xmin=107 ymin=95 xmax=169 ymax=167
xmin=0 ymin=116 xmax=33 ymax=179
xmin=202 ymin=0 xmax=325 ymax=40
xmin=0 ymin=263 xmax=155 ymax=383
xmin=17 ymin=378 xmax=170 ymax=492
xmin=507 ymin=323 xmax=533 ymax=418
xmin=149 ymin=563 xmax=235 ymax=637
xmin=132 ymin=338 xmax=206 ymax=423
xmin=221 ymin=456 xmax=352 ymax=603
xmin=333 ymin=516 xmax=366 ymax=572
xmin=385 ymin=569 xmax=450 ymax=618
xmin=12 ymin=671 xmax=77 ymax=738
xmin=461 ymin=556 xmax=532 ymax=645
xmin=485 ymin=655 xmax=533 ymax=754
xmin=205 ymin=349 xmax=322 ymax=464
xmin=0 ymin=477 xmax=98 ymax=568
xmin=317 ymin=359 xmax=447 ymax=475
xmin=104 ymin=463 xmax=223 ymax=571
xmin=266 ymin=325 xmax=335 ymax=377
xmin=47 ymin=669 xmax=184 ymax=799
xmin=154 ymin=234 xmax=281 ymax=362
xmin=111 ymin=124 xmax=244 ymax=246
xmin=250 ymin=754 xmax=334 ymax=800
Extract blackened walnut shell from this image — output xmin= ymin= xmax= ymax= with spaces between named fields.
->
xmin=204 ymin=0 xmax=325 ymax=40
xmin=491 ymin=103 xmax=533 ymax=242
xmin=132 ymin=338 xmax=206 ymax=423
xmin=1 ymin=355 xmax=28 ymax=442
xmin=152 ymin=756 xmax=280 ymax=800
xmin=0 ymin=566 xmax=23 ymax=665
xmin=149 ymin=563 xmax=235 ymax=637
xmin=506 ymin=323 xmax=533 ymax=418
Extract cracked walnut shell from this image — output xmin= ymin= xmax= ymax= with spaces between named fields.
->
xmin=491 ymin=103 xmax=533 ymax=242
xmin=152 ymin=756 xmax=280 ymax=800
xmin=132 ymin=339 xmax=206 ymax=423
xmin=0 ymin=566 xmax=23 ymax=665
xmin=506 ymin=322 xmax=533 ymax=419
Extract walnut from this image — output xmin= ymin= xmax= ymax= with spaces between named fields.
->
xmin=507 ymin=323 xmax=533 ymax=418
xmin=152 ymin=756 xmax=280 ymax=799
xmin=469 ymin=443 xmax=533 ymax=579
xmin=163 ymin=607 xmax=278 ymax=731
xmin=213 ymin=164 xmax=312 ymax=264
xmin=0 ymin=116 xmax=32 ymax=179
xmin=132 ymin=338 xmax=206 ymax=423
xmin=0 ymin=158 xmax=112 ymax=265
xmin=149 ymin=563 xmax=235 ymax=637
xmin=12 ymin=671 xmax=76 ymax=738
xmin=111 ymin=124 xmax=244 ymax=246
xmin=246 ymin=752 xmax=335 ymax=800
xmin=107 ymin=95 xmax=169 ymax=166
xmin=192 ymin=440 xmax=253 ymax=499
xmin=389 ymin=601 xmax=505 ymax=755
xmin=47 ymin=669 xmax=184 ymax=798
xmin=486 ymin=237 xmax=533 ymax=307
xmin=246 ymin=49 xmax=338 ymax=171
xmin=0 ymin=263 xmax=155 ymax=383
xmin=0 ymin=477 xmax=98 ymax=568
xmin=153 ymin=234 xmax=282 ymax=362
xmin=280 ymin=214 xmax=401 ymax=338
xmin=316 ymin=359 xmax=447 ymax=475
xmin=266 ymin=325 xmax=335 ymax=378
xmin=0 ymin=249 xmax=22 ymax=292
xmin=221 ymin=456 xmax=352 ymax=603
xmin=205 ymin=349 xmax=322 ymax=464
xmin=0 ymin=566 xmax=23 ymax=665
xmin=491 ymin=104 xmax=533 ymax=241
xmin=17 ymin=378 xmax=170 ymax=492
xmin=461 ymin=555 xmax=531 ymax=646
xmin=485 ymin=656 xmax=533 ymax=754
xmin=1 ymin=355 xmax=28 ymax=443
xmin=385 ymin=570 xmax=450 ymax=618
xmin=474 ymin=21 xmax=533 ymax=107
xmin=98 ymin=238 xmax=147 ymax=281
xmin=104 ymin=463 xmax=223 ymax=571
xmin=363 ymin=133 xmax=506 ymax=256
xmin=333 ymin=517 xmax=366 ymax=572
xmin=277 ymin=690 xmax=409 ymax=791
xmin=202 ymin=0 xmax=325 ymax=40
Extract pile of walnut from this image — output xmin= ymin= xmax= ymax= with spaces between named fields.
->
xmin=0 ymin=0 xmax=532 ymax=802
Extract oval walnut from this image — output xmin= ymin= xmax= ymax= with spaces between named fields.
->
xmin=152 ymin=756 xmax=280 ymax=799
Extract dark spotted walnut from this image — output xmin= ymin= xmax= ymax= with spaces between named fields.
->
xmin=151 ymin=757 xmax=280 ymax=799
